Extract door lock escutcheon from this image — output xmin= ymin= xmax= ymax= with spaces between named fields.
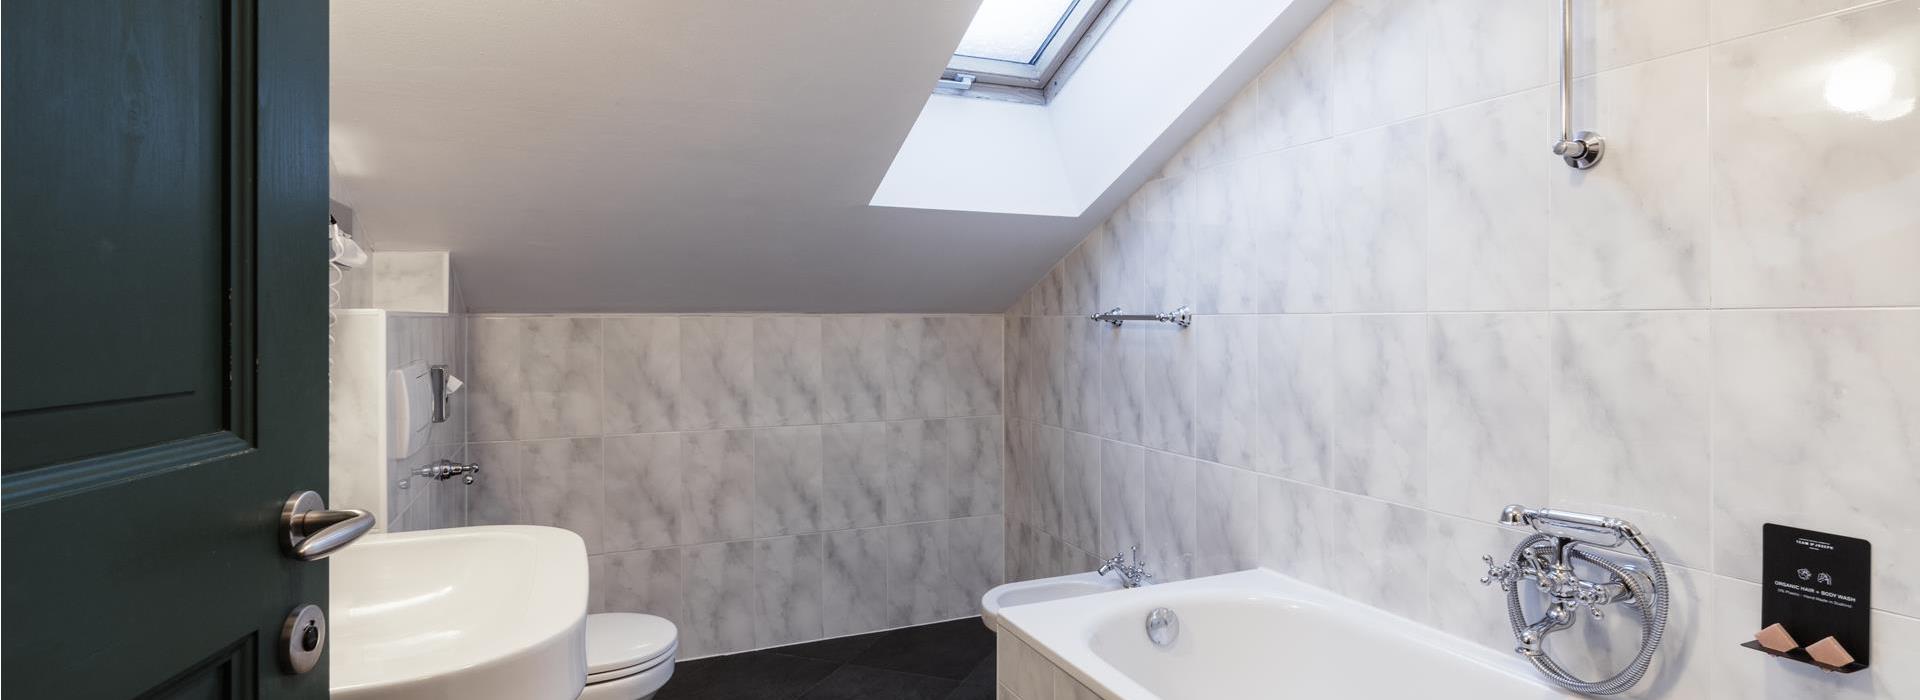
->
xmin=281 ymin=604 xmax=327 ymax=674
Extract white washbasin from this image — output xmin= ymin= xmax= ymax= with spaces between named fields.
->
xmin=979 ymin=571 xmax=1125 ymax=630
xmin=330 ymin=526 xmax=589 ymax=700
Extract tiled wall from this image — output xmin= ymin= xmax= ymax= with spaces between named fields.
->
xmin=1004 ymin=0 xmax=1919 ymax=697
xmin=463 ymin=314 xmax=1005 ymax=659
xmin=387 ymin=312 xmax=470 ymax=531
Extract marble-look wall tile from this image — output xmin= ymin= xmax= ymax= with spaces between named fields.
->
xmin=1262 ymin=481 xmax=1433 ymax=620
xmin=1061 ymin=319 xmax=1099 ymax=434
xmin=949 ymin=515 xmax=1006 ymax=615
xmin=753 ymin=426 xmax=822 ymax=537
xmin=1142 ymin=325 xmax=1196 ymax=456
xmin=1709 ymin=1 xmax=1920 ymax=308
xmin=1424 ymin=515 xmax=1531 ymax=651
xmin=679 ymin=429 xmax=756 ymax=544
xmin=466 ymin=441 xmax=522 ymax=526
xmin=1193 ymin=461 xmax=1258 ymax=578
xmin=825 ymin=527 xmax=897 ymax=637
xmin=753 ymin=534 xmax=824 ymax=647
xmin=1095 ymin=324 xmax=1145 ymax=445
xmin=1097 ymin=440 xmax=1146 ymax=559
xmin=947 ymin=417 xmax=1004 ymax=518
xmin=1193 ymin=317 xmax=1254 ymax=468
xmin=947 ymin=315 xmax=1004 ymax=417
xmin=822 ymin=316 xmax=889 ymax=423
xmin=886 ymin=317 xmax=947 ymax=420
xmin=821 ymin=422 xmax=890 ymax=531
xmin=885 ymin=420 xmax=948 ymax=524
xmin=1329 ymin=122 xmax=1428 ymax=313
xmin=1130 ymin=177 xmax=1194 ymax=313
xmin=1428 ymin=88 xmax=1553 ymax=310
xmin=470 ymin=317 xmax=602 ymax=441
xmin=887 ymin=522 xmax=954 ymax=625
xmin=1256 ymin=476 xmax=1328 ymax=586
xmin=1331 ymin=315 xmax=1429 ymax=507
xmin=602 ymin=433 xmax=683 ymax=551
xmin=1256 ymin=148 xmax=1333 ymax=313
xmin=1252 ymin=25 xmax=1337 ymax=152
xmin=603 ymin=317 xmax=680 ymax=434
xmin=1709 ymin=0 xmax=1885 ymax=41
xmin=1037 ymin=319 xmax=1067 ymax=427
xmin=1551 ymin=50 xmax=1710 ymax=310
xmin=684 ymin=541 xmax=758 ymax=657
xmin=1321 ymin=0 xmax=1429 ymax=136
xmin=1550 ymin=312 xmax=1711 ymax=567
xmin=1253 ymin=315 xmax=1334 ymax=485
xmin=677 ymin=316 xmax=753 ymax=430
xmin=1061 ymin=225 xmax=1108 ymax=316
xmin=751 ymin=316 xmax=822 ymax=427
xmin=1426 ymin=0 xmax=1549 ymax=111
xmin=595 ymin=548 xmax=686 ymax=622
xmin=1190 ymin=160 xmax=1264 ymax=315
xmin=1031 ymin=425 xmax=1067 ymax=538
xmin=1558 ymin=0 xmax=1709 ymax=76
xmin=520 ymin=437 xmax=604 ymax=553
xmin=1712 ymin=309 xmax=1920 ymax=617
xmin=1143 ymin=451 xmax=1197 ymax=581
xmin=1097 ymin=212 xmax=1145 ymax=317
xmin=1058 ymin=432 xmax=1101 ymax=554
xmin=1427 ymin=313 xmax=1549 ymax=521
xmin=525 ymin=317 xmax=603 ymax=439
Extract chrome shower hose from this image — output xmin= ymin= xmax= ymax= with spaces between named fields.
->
xmin=1501 ymin=532 xmax=1669 ymax=695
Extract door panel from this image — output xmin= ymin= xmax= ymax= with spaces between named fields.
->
xmin=3 ymin=0 xmax=330 ymax=697
xmin=1 ymin=0 xmax=230 ymax=472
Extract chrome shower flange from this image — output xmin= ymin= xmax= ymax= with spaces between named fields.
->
xmin=1560 ymin=131 xmax=1605 ymax=170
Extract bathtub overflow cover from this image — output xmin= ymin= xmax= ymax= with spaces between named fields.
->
xmin=1146 ymin=607 xmax=1179 ymax=647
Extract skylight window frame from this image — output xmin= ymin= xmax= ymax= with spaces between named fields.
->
xmin=944 ymin=0 xmax=1115 ymax=93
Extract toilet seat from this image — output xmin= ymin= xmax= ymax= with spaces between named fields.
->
xmin=584 ymin=613 xmax=678 ymax=685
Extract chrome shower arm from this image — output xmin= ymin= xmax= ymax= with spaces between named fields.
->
xmin=1553 ymin=0 xmax=1604 ymax=169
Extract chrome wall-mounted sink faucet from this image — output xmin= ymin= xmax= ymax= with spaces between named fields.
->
xmin=1098 ymin=546 xmax=1153 ymax=588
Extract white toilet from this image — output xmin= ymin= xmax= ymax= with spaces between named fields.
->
xmin=578 ymin=613 xmax=679 ymax=700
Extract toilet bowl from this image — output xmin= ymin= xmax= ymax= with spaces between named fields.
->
xmin=578 ymin=613 xmax=678 ymax=700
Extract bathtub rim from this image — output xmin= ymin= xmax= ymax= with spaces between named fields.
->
xmin=996 ymin=567 xmax=1568 ymax=699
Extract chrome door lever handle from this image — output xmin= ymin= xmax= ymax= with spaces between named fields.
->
xmin=282 ymin=491 xmax=375 ymax=561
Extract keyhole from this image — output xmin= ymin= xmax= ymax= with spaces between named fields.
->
xmin=301 ymin=620 xmax=320 ymax=652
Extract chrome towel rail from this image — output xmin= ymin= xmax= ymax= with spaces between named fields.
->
xmin=1091 ymin=306 xmax=1191 ymax=327
xmin=1553 ymin=0 xmax=1603 ymax=169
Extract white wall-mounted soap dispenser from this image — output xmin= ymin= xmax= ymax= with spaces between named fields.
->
xmin=388 ymin=360 xmax=434 ymax=459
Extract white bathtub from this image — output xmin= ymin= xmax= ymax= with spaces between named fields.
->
xmin=997 ymin=568 xmax=1576 ymax=700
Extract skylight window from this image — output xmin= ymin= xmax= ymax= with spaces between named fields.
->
xmin=954 ymin=0 xmax=1078 ymax=63
xmin=942 ymin=0 xmax=1117 ymax=99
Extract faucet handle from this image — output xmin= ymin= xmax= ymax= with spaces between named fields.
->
xmin=1481 ymin=554 xmax=1518 ymax=591
xmin=1576 ymin=586 xmax=1608 ymax=620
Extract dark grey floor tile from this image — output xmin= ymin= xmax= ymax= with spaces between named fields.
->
xmin=656 ymin=651 xmax=840 ymax=700
xmin=956 ymin=653 xmax=994 ymax=689
xmin=848 ymin=617 xmax=995 ymax=680
xmin=768 ymin=630 xmax=887 ymax=663
xmin=942 ymin=681 xmax=996 ymax=700
xmin=796 ymin=665 xmax=957 ymax=700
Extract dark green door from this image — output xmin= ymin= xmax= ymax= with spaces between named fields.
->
xmin=3 ymin=0 xmax=331 ymax=697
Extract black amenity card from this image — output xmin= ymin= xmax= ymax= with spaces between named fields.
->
xmin=1761 ymin=523 xmax=1870 ymax=667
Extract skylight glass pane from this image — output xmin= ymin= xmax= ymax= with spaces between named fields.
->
xmin=954 ymin=0 xmax=1078 ymax=64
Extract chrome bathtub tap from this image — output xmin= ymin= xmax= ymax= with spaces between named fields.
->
xmin=1098 ymin=546 xmax=1153 ymax=588
xmin=1480 ymin=505 xmax=1670 ymax=695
